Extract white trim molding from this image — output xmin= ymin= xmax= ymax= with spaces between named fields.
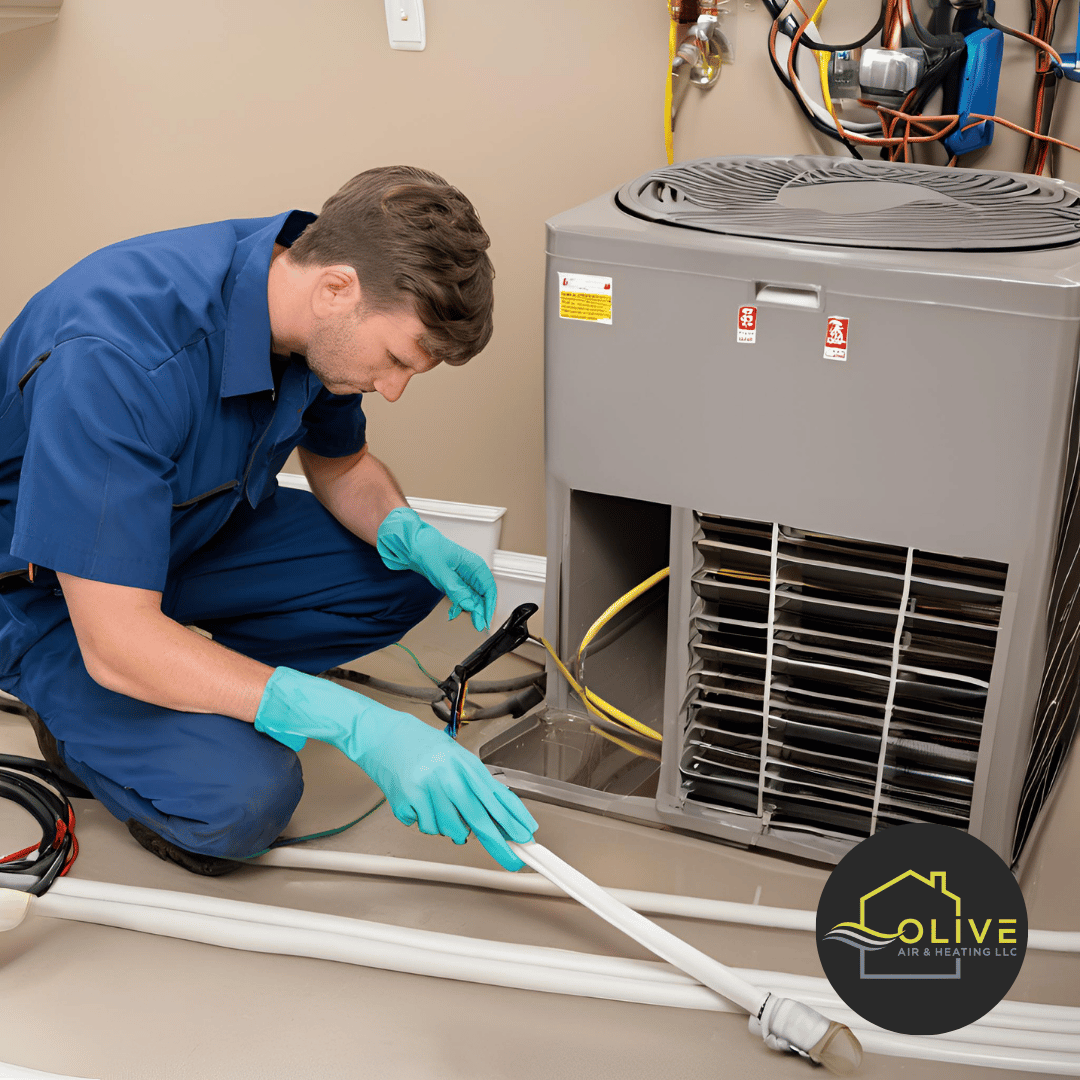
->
xmin=491 ymin=549 xmax=547 ymax=659
xmin=276 ymin=472 xmax=507 ymax=568
xmin=275 ymin=470 xmax=548 ymax=650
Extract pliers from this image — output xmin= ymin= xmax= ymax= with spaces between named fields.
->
xmin=438 ymin=603 xmax=538 ymax=738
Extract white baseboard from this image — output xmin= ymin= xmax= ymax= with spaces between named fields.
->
xmin=276 ymin=471 xmax=547 ymax=647
xmin=491 ymin=549 xmax=547 ymax=662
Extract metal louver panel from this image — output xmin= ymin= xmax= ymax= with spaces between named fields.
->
xmin=681 ymin=513 xmax=1007 ymax=842
xmin=616 ymin=157 xmax=1080 ymax=251
xmin=1013 ymin=370 xmax=1080 ymax=863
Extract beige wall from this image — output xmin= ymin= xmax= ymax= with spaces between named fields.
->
xmin=0 ymin=0 xmax=1075 ymax=555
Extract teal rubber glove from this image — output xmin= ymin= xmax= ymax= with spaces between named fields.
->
xmin=254 ymin=667 xmax=538 ymax=871
xmin=377 ymin=506 xmax=497 ymax=632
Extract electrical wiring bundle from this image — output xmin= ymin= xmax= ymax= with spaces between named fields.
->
xmin=718 ymin=0 xmax=1080 ymax=172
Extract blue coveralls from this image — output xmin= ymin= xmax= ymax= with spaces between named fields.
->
xmin=0 ymin=210 xmax=441 ymax=858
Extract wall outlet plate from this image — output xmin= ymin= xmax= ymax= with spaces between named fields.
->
xmin=385 ymin=0 xmax=425 ymax=51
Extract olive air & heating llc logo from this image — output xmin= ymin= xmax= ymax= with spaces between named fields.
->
xmin=816 ymin=824 xmax=1028 ymax=1035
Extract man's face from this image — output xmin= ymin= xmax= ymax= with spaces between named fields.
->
xmin=304 ymin=303 xmax=440 ymax=401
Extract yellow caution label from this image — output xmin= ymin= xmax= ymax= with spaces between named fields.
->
xmin=559 ymin=291 xmax=612 ymax=322
xmin=557 ymin=271 xmax=612 ymax=324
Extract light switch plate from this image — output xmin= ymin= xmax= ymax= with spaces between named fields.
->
xmin=385 ymin=0 xmax=425 ymax=51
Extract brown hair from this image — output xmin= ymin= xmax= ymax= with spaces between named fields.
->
xmin=288 ymin=166 xmax=494 ymax=366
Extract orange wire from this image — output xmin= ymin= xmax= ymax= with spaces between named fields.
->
xmin=992 ymin=20 xmax=1062 ymax=67
xmin=771 ymin=0 xmax=1080 ymax=162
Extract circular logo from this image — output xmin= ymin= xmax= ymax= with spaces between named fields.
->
xmin=816 ymin=824 xmax=1027 ymax=1035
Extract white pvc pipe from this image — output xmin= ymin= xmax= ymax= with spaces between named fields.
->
xmin=48 ymin=877 xmax=695 ymax=986
xmin=509 ymin=840 xmax=768 ymax=1015
xmin=789 ymin=998 xmax=1080 ymax=1054
xmin=25 ymin=887 xmax=1080 ymax=1056
xmin=41 ymin=878 xmax=1080 ymax=1037
xmin=251 ymin=846 xmax=1080 ymax=952
xmin=30 ymin=887 xmax=743 ymax=1011
xmin=14 ymin=884 xmax=1080 ymax=1075
xmin=253 ymin=847 xmax=813 ymax=927
xmin=735 ymin=966 xmax=1080 ymax=1029
xmin=39 ymin=878 xmax=1080 ymax=1036
xmin=785 ymin=990 xmax=1080 ymax=1037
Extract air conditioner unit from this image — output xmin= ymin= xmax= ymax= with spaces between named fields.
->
xmin=478 ymin=155 xmax=1080 ymax=873
xmin=0 ymin=1 xmax=62 ymax=35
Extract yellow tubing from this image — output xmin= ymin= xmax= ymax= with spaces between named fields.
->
xmin=589 ymin=725 xmax=663 ymax=763
xmin=537 ymin=635 xmax=663 ymax=742
xmin=585 ymin=688 xmax=664 ymax=742
xmin=665 ymin=7 xmax=677 ymax=164
xmin=578 ymin=567 xmax=671 ymax=662
xmin=810 ymin=0 xmax=835 ymax=116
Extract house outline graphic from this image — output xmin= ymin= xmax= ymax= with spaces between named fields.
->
xmin=826 ymin=870 xmax=964 ymax=980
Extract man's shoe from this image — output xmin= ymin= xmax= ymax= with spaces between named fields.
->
xmin=125 ymin=819 xmax=246 ymax=878
xmin=25 ymin=707 xmax=94 ymax=798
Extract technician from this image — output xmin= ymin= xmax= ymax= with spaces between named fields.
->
xmin=0 ymin=165 xmax=538 ymax=876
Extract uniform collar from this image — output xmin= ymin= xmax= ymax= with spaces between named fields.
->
xmin=220 ymin=209 xmax=317 ymax=399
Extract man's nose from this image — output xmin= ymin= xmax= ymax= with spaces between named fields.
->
xmin=376 ymin=370 xmax=411 ymax=402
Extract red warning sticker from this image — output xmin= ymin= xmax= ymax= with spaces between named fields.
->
xmin=737 ymin=306 xmax=757 ymax=344
xmin=824 ymin=316 xmax=850 ymax=361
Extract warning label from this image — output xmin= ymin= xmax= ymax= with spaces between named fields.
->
xmin=558 ymin=272 xmax=612 ymax=324
xmin=737 ymin=306 xmax=757 ymax=344
xmin=824 ymin=316 xmax=850 ymax=361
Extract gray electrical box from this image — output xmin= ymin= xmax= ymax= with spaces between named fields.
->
xmin=479 ymin=156 xmax=1080 ymax=870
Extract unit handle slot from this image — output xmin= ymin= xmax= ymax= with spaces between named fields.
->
xmin=754 ymin=282 xmax=822 ymax=309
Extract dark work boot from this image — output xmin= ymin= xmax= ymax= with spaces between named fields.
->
xmin=25 ymin=706 xmax=95 ymax=799
xmin=125 ymin=818 xmax=246 ymax=878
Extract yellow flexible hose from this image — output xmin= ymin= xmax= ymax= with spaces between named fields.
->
xmin=810 ymin=0 xmax=835 ymax=116
xmin=665 ymin=7 xmax=677 ymax=164
xmin=537 ymin=635 xmax=663 ymax=742
xmin=585 ymin=688 xmax=661 ymax=738
xmin=589 ymin=725 xmax=662 ymax=763
xmin=817 ymin=51 xmax=834 ymax=115
xmin=578 ymin=567 xmax=671 ymax=662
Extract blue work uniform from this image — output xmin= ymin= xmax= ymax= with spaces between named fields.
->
xmin=0 ymin=211 xmax=441 ymax=858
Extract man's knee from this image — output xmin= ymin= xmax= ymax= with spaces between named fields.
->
xmin=383 ymin=569 xmax=442 ymax=636
xmin=168 ymin=744 xmax=304 ymax=860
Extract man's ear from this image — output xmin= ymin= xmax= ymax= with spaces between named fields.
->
xmin=311 ymin=265 xmax=362 ymax=318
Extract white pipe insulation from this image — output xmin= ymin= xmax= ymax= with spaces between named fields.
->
xmin=2 ymin=836 xmax=1077 ymax=1076
xmin=9 ymin=876 xmax=1077 ymax=1036
xmin=2 ymin=879 xmax=1079 ymax=1074
xmin=249 ymin=846 xmax=1080 ymax=953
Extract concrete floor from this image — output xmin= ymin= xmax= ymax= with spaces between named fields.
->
xmin=0 ymin=599 xmax=1077 ymax=1080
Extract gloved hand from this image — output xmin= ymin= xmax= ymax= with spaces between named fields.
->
xmin=253 ymin=667 xmax=537 ymax=871
xmin=377 ymin=506 xmax=496 ymax=632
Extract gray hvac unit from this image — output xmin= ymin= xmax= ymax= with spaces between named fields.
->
xmin=478 ymin=155 xmax=1080 ymax=871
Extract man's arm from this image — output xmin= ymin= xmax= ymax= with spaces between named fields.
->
xmin=298 ymin=443 xmax=407 ymax=544
xmin=57 ymin=573 xmax=273 ymax=722
xmin=299 ymin=442 xmax=497 ymax=632
xmin=58 ymin=447 xmax=406 ymax=718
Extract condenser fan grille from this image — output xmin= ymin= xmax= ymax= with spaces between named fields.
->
xmin=680 ymin=513 xmax=1007 ymax=842
xmin=616 ymin=157 xmax=1080 ymax=251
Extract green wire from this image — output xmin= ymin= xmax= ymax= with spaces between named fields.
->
xmin=236 ymin=797 xmax=388 ymax=860
xmin=393 ymin=642 xmax=442 ymax=686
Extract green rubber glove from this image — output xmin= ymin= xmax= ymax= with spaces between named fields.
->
xmin=377 ymin=506 xmax=497 ymax=632
xmin=254 ymin=667 xmax=537 ymax=871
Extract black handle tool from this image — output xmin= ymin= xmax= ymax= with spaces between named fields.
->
xmin=439 ymin=603 xmax=538 ymax=738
